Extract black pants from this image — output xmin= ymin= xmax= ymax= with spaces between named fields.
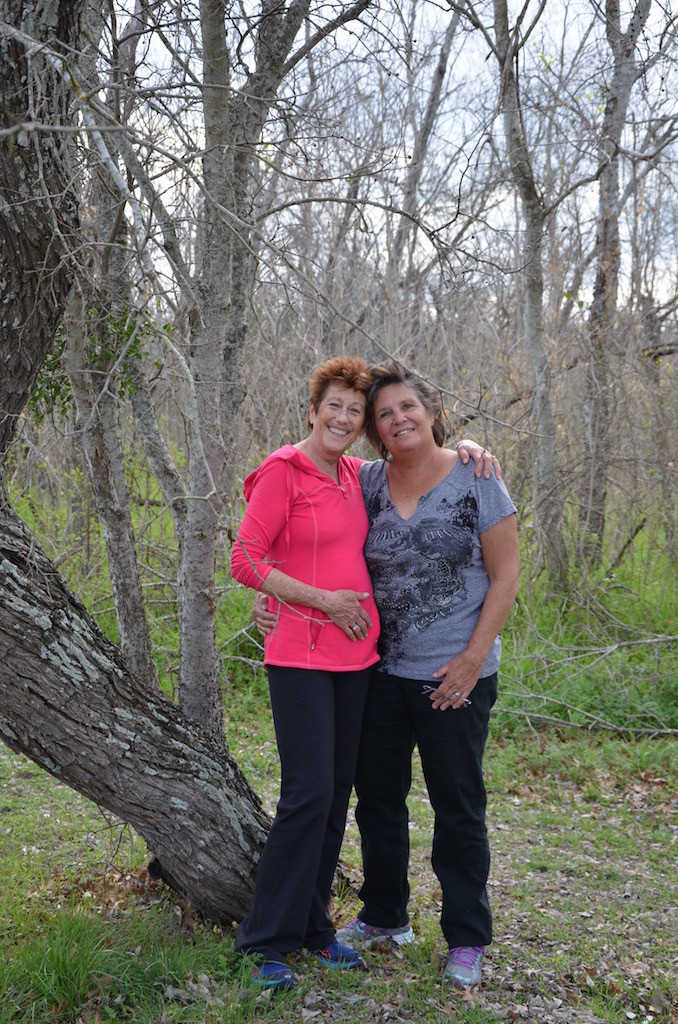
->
xmin=354 ymin=669 xmax=497 ymax=949
xmin=235 ymin=666 xmax=371 ymax=962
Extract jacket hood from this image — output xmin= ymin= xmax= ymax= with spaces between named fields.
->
xmin=243 ymin=444 xmax=339 ymax=500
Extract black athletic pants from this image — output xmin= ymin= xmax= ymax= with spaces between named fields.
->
xmin=235 ymin=666 xmax=371 ymax=962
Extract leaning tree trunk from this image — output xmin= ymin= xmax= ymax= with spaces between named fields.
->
xmin=0 ymin=488 xmax=269 ymax=921
xmin=0 ymin=0 xmax=269 ymax=924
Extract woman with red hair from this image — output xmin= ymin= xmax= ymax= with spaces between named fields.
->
xmin=231 ymin=357 xmax=379 ymax=989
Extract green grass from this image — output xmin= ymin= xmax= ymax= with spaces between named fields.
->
xmin=2 ymin=720 xmax=676 ymax=1024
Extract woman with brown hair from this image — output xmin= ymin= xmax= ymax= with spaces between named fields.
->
xmin=338 ymin=362 xmax=519 ymax=990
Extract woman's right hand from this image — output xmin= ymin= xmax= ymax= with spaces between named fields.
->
xmin=322 ymin=590 xmax=373 ymax=640
xmin=253 ymin=589 xmax=372 ymax=641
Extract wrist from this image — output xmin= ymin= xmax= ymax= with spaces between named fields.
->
xmin=462 ymin=644 xmax=486 ymax=671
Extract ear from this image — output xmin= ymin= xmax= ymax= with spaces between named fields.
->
xmin=308 ymin=401 xmax=316 ymax=427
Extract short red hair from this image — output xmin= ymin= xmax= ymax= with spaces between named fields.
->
xmin=308 ymin=357 xmax=373 ymax=417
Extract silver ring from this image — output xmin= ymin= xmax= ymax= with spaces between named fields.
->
xmin=352 ymin=624 xmax=360 ymax=632
xmin=454 ymin=691 xmax=461 ymax=698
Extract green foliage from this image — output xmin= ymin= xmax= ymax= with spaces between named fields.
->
xmin=26 ymin=330 xmax=72 ymax=422
xmin=499 ymin=541 xmax=678 ymax=732
xmin=25 ymin=311 xmax=165 ymax=424
xmin=85 ymin=307 xmax=159 ymax=403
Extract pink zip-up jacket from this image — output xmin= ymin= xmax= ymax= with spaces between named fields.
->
xmin=231 ymin=445 xmax=380 ymax=671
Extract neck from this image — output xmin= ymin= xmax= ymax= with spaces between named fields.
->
xmin=296 ymin=437 xmax=341 ymax=479
xmin=384 ymin=446 xmax=457 ymax=515
xmin=387 ymin=445 xmax=456 ymax=489
xmin=389 ymin=444 xmax=448 ymax=474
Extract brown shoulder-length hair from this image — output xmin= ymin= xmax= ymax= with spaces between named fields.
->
xmin=307 ymin=356 xmax=373 ymax=428
xmin=365 ymin=362 xmax=447 ymax=459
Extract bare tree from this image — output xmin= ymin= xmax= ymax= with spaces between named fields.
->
xmin=578 ymin=0 xmax=654 ymax=562
xmin=446 ymin=0 xmax=571 ymax=577
xmin=67 ymin=0 xmax=378 ymax=743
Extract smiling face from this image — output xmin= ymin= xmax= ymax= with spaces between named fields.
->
xmin=373 ymin=383 xmax=436 ymax=457
xmin=308 ymin=383 xmax=366 ymax=457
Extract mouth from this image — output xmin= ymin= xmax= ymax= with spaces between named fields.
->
xmin=394 ymin=427 xmax=414 ymax=436
xmin=328 ymin=426 xmax=350 ymax=437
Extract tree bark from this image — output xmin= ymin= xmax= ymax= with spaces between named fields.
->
xmin=0 ymin=0 xmax=83 ymax=456
xmin=0 ymin=486 xmax=269 ymax=921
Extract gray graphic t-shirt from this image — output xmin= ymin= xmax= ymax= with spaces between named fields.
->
xmin=360 ymin=457 xmax=516 ymax=681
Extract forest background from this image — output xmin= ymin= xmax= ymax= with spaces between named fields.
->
xmin=0 ymin=0 xmax=676 ymax=1021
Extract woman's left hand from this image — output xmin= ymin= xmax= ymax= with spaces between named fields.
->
xmin=428 ymin=650 xmax=483 ymax=710
xmin=252 ymin=592 xmax=276 ymax=635
xmin=457 ymin=439 xmax=501 ymax=479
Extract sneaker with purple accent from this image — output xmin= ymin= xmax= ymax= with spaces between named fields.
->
xmin=335 ymin=918 xmax=415 ymax=949
xmin=444 ymin=946 xmax=485 ymax=988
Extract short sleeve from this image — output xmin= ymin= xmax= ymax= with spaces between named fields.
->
xmin=476 ymin=472 xmax=517 ymax=535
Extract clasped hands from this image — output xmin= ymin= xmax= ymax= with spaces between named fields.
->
xmin=252 ymin=590 xmax=371 ymax=641
xmin=252 ymin=596 xmax=481 ymax=701
xmin=322 ymin=590 xmax=372 ymax=640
